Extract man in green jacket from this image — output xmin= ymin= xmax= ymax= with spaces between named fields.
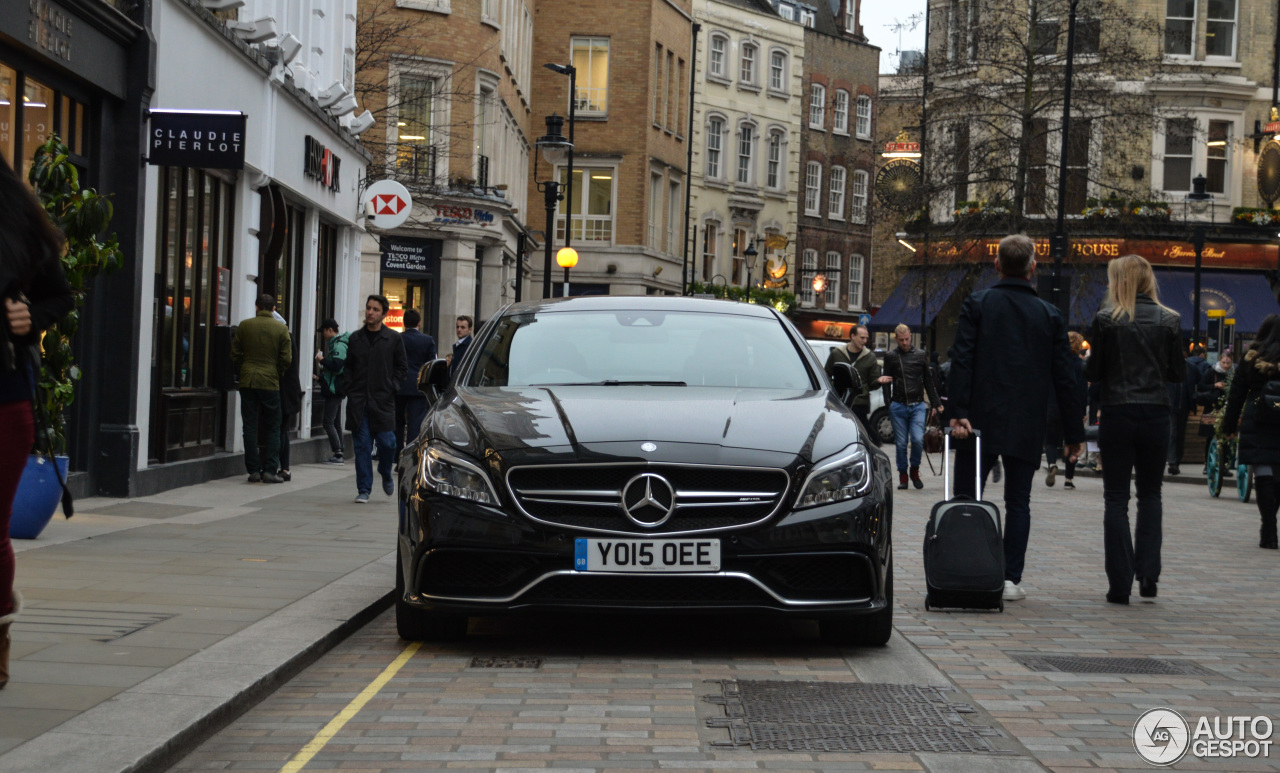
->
xmin=232 ymin=294 xmax=292 ymax=483
xmin=824 ymin=324 xmax=892 ymax=428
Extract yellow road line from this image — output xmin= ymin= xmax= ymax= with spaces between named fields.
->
xmin=279 ymin=641 xmax=421 ymax=773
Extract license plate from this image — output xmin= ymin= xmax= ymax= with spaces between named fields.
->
xmin=574 ymin=538 xmax=721 ymax=572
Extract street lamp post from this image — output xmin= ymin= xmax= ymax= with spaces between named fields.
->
xmin=1050 ymin=0 xmax=1082 ymax=313
xmin=534 ymin=114 xmax=574 ymax=299
xmin=1185 ymin=173 xmax=1214 ymax=347
xmin=743 ymin=238 xmax=759 ymax=301
xmin=557 ymin=246 xmax=578 ymax=297
xmin=545 ymin=62 xmax=577 ymax=252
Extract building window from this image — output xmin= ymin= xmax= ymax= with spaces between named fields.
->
xmin=649 ymin=172 xmax=662 ymax=247
xmin=1063 ymin=118 xmax=1091 ymax=214
xmin=805 ymin=161 xmax=822 ymax=215
xmin=855 ymin=94 xmax=871 ymax=138
xmin=396 ymin=75 xmax=437 ymax=182
xmin=833 ymin=90 xmax=849 ymax=134
xmin=799 ymin=9 xmax=814 ymax=27
xmin=825 ymin=252 xmax=841 ymax=306
xmin=740 ymin=43 xmax=758 ymax=85
xmin=1206 ymin=0 xmax=1236 ymax=58
xmin=707 ymin=117 xmax=724 ymax=179
xmin=1076 ymin=17 xmax=1101 ymax=54
xmin=1165 ymin=0 xmax=1194 ymax=56
xmin=709 ymin=35 xmax=727 ymax=78
xmin=737 ymin=124 xmax=755 ymax=185
xmin=851 ymin=169 xmax=869 ymax=223
xmin=732 ymin=228 xmax=749 ymax=284
xmin=767 ymin=131 xmax=784 ymax=189
xmin=800 ymin=249 xmax=817 ymax=306
xmin=1207 ymin=120 xmax=1230 ymax=194
xmin=653 ymin=44 xmax=663 ymax=123
xmin=967 ymin=0 xmax=980 ymax=59
xmin=675 ymin=58 xmax=685 ymax=134
xmin=848 ymin=254 xmax=864 ymax=310
xmin=571 ymin=37 xmax=609 ymax=115
xmin=953 ymin=122 xmax=970 ymax=204
xmin=1162 ymin=117 xmax=1194 ymax=192
xmin=779 ymin=4 xmax=794 ymax=20
xmin=828 ymin=166 xmax=846 ymax=219
xmin=1025 ymin=118 xmax=1049 ymax=215
xmin=667 ymin=179 xmax=681 ymax=253
xmin=769 ymin=50 xmax=786 ymax=91
xmin=947 ymin=0 xmax=962 ymax=60
xmin=558 ymin=167 xmax=614 ymax=242
xmin=809 ymin=84 xmax=825 ymax=129
xmin=475 ymin=84 xmax=494 ymax=186
xmin=1032 ymin=19 xmax=1058 ymax=55
xmin=844 ymin=1 xmax=856 ymax=32
xmin=703 ymin=222 xmax=719 ymax=281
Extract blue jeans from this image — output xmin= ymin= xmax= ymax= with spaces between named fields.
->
xmin=353 ymin=413 xmax=396 ymax=495
xmin=889 ymin=401 xmax=928 ymax=472
xmin=954 ymin=446 xmax=1037 ymax=584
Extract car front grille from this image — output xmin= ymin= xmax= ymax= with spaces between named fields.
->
xmin=520 ymin=574 xmax=776 ymax=605
xmin=419 ymin=550 xmax=542 ymax=594
xmin=506 ymin=463 xmax=790 ymax=535
xmin=749 ymin=553 xmax=875 ymax=601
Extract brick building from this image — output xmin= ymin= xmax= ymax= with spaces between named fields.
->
xmin=688 ymin=0 xmax=804 ymax=293
xmin=525 ymin=0 xmax=693 ymax=296
xmin=356 ymin=0 xmax=535 ymax=345
xmin=789 ymin=0 xmax=880 ymax=341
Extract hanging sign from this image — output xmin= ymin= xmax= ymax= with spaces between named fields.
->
xmin=380 ymin=236 xmax=439 ymax=274
xmin=147 ymin=110 xmax=246 ymax=169
xmin=362 ymin=179 xmax=413 ymax=229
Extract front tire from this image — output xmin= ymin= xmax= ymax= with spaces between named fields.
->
xmin=395 ymin=549 xmax=468 ymax=641
xmin=1207 ymin=440 xmax=1223 ymax=498
xmin=820 ymin=554 xmax=892 ymax=647
xmin=871 ymin=408 xmax=894 ymax=445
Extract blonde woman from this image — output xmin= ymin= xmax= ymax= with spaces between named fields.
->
xmin=1085 ymin=255 xmax=1186 ymax=605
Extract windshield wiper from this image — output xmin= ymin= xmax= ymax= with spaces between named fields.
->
xmin=535 ymin=380 xmax=687 ymax=387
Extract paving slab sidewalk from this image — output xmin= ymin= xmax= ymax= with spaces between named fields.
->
xmin=0 ymin=463 xmax=397 ymax=773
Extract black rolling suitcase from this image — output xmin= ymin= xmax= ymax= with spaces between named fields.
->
xmin=923 ymin=428 xmax=1005 ymax=612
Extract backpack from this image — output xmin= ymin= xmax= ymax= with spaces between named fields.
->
xmin=320 ymin=332 xmax=350 ymax=397
xmin=1254 ymin=377 xmax=1280 ymax=427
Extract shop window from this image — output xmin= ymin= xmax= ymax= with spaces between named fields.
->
xmin=0 ymin=64 xmax=14 ymax=163
xmin=572 ymin=37 xmax=610 ymax=115
xmin=557 ymin=167 xmax=614 ymax=243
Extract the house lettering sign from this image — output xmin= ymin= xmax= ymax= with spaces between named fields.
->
xmin=304 ymin=135 xmax=342 ymax=193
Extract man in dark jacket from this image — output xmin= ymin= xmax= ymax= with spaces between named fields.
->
xmin=1166 ymin=343 xmax=1205 ymax=474
xmin=949 ymin=234 xmax=1085 ymax=602
xmin=344 ymin=295 xmax=408 ymax=503
xmin=231 ymin=294 xmax=292 ymax=484
xmin=824 ymin=324 xmax=892 ymax=428
xmin=450 ymin=315 xmax=473 ymax=381
xmin=883 ymin=323 xmax=943 ymax=490
xmin=395 ymin=308 xmax=437 ymax=458
xmin=314 ymin=319 xmax=347 ymax=465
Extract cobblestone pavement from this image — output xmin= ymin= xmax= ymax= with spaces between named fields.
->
xmin=167 ymin=467 xmax=1280 ymax=773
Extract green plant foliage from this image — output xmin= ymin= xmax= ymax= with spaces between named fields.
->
xmin=1231 ymin=207 xmax=1277 ymax=226
xmin=688 ymin=281 xmax=797 ymax=314
xmin=27 ymin=134 xmax=123 ymax=454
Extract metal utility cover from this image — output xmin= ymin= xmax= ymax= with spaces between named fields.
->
xmin=1010 ymin=653 xmax=1218 ymax=676
xmin=705 ymin=680 xmax=1007 ymax=753
xmin=469 ymin=656 xmax=543 ymax=669
xmin=15 ymin=607 xmax=175 ymax=642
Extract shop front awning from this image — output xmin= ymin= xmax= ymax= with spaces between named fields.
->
xmin=868 ymin=267 xmax=968 ymax=331
xmin=911 ymin=265 xmax=1109 ymax=328
xmin=1154 ymin=269 xmax=1280 ymax=335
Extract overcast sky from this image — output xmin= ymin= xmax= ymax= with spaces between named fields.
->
xmin=860 ymin=0 xmax=928 ymax=73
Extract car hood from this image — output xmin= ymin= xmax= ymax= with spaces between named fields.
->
xmin=436 ymin=386 xmax=861 ymax=463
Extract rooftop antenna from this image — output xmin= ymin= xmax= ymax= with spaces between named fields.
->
xmin=886 ymin=13 xmax=923 ymax=70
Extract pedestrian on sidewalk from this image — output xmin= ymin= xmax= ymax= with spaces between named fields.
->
xmin=315 ymin=318 xmax=348 ymax=465
xmin=232 ymin=294 xmax=292 ymax=484
xmin=1170 ymin=344 xmax=1210 ymax=475
xmin=1221 ymin=314 xmax=1280 ymax=550
xmin=273 ymin=312 xmax=303 ymax=482
xmin=824 ymin=323 xmax=892 ymax=428
xmin=449 ymin=315 xmax=473 ymax=381
xmin=395 ymin=308 xmax=436 ymax=459
xmin=1044 ymin=331 xmax=1089 ymax=489
xmin=882 ymin=323 xmax=943 ymax=490
xmin=345 ymin=295 xmax=407 ymax=504
xmin=0 ymin=153 xmax=74 ymax=689
xmin=948 ymin=234 xmax=1085 ymax=602
xmin=1086 ymin=254 xmax=1185 ymax=605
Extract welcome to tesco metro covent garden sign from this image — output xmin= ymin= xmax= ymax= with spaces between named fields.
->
xmin=923 ymin=237 xmax=1278 ymax=270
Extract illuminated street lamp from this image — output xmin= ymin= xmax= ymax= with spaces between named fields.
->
xmin=812 ymin=273 xmax=827 ymax=294
xmin=534 ymin=114 xmax=573 ymax=299
xmin=557 ymin=246 xmax=578 ymax=298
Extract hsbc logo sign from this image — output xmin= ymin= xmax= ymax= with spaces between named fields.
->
xmin=304 ymin=135 xmax=342 ymax=193
xmin=362 ymin=179 xmax=414 ymax=229
xmin=372 ymin=194 xmax=406 ymax=215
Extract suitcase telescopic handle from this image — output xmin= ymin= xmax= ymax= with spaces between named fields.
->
xmin=942 ymin=426 xmax=982 ymax=502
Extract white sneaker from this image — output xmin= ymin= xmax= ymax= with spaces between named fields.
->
xmin=1003 ymin=580 xmax=1026 ymax=601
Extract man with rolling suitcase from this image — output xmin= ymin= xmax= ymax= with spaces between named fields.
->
xmin=946 ymin=234 xmax=1085 ymax=602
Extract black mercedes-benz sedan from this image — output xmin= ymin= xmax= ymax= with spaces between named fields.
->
xmin=395 ymin=296 xmax=894 ymax=645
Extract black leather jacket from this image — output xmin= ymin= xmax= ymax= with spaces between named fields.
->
xmin=883 ymin=345 xmax=941 ymax=406
xmin=1085 ymin=295 xmax=1186 ymax=407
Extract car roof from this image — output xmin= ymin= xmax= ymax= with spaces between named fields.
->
xmin=501 ymin=295 xmax=781 ymax=319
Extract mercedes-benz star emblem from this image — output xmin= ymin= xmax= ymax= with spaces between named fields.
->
xmin=640 ymin=442 xmax=657 ymax=453
xmin=621 ymin=473 xmax=676 ymax=527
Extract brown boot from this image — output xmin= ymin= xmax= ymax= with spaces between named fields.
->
xmin=910 ymin=467 xmax=924 ymax=489
xmin=0 ymin=590 xmax=21 ymax=690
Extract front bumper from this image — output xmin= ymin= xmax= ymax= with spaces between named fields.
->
xmin=398 ymin=488 xmax=890 ymax=616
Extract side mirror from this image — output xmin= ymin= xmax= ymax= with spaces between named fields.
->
xmin=830 ymin=361 xmax=862 ymax=407
xmin=418 ymin=358 xmax=450 ymax=403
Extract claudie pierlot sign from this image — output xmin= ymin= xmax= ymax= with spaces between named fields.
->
xmin=147 ymin=110 xmax=246 ymax=170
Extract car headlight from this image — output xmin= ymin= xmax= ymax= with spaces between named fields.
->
xmin=420 ymin=442 xmax=501 ymax=505
xmin=796 ymin=444 xmax=872 ymax=508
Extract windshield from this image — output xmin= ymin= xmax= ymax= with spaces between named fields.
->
xmin=466 ymin=309 xmax=816 ymax=389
